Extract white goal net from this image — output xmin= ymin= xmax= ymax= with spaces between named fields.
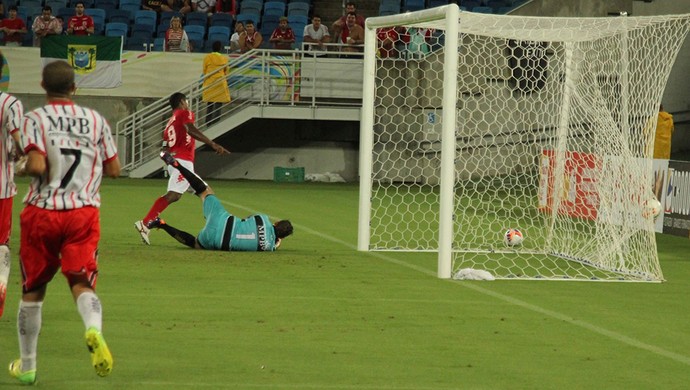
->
xmin=358 ymin=5 xmax=690 ymax=281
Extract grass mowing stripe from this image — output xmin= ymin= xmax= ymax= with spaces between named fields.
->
xmin=217 ymin=198 xmax=690 ymax=367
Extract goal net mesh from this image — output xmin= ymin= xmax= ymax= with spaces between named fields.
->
xmin=365 ymin=10 xmax=690 ymax=281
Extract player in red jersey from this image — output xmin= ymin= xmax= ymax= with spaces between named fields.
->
xmin=134 ymin=92 xmax=229 ymax=245
xmin=8 ymin=61 xmax=120 ymax=385
xmin=66 ymin=1 xmax=94 ymax=36
xmin=0 ymin=53 xmax=24 ymax=319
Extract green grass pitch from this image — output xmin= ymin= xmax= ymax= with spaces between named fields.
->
xmin=1 ymin=177 xmax=690 ymax=389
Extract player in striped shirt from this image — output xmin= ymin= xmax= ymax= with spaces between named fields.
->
xmin=9 ymin=61 xmax=120 ymax=385
xmin=0 ymin=53 xmax=24 ymax=319
xmin=134 ymin=92 xmax=229 ymax=245
xmin=149 ymin=151 xmax=293 ymax=251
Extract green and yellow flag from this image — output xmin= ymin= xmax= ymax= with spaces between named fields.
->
xmin=41 ymin=35 xmax=123 ymax=89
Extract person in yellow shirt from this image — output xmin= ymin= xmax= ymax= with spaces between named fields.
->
xmin=654 ymin=104 xmax=674 ymax=159
xmin=202 ymin=41 xmax=231 ymax=126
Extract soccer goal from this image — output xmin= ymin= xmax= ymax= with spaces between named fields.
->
xmin=358 ymin=4 xmax=690 ymax=281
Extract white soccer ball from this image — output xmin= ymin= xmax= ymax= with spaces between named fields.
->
xmin=642 ymin=197 xmax=662 ymax=219
xmin=503 ymin=228 xmax=524 ymax=246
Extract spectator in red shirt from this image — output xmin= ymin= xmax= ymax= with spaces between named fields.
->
xmin=0 ymin=6 xmax=27 ymax=47
xmin=377 ymin=27 xmax=399 ymax=58
xmin=269 ymin=16 xmax=295 ymax=50
xmin=67 ymin=1 xmax=94 ymax=36
xmin=332 ymin=1 xmax=365 ymax=36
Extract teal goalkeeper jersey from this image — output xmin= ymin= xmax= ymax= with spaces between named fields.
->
xmin=197 ymin=195 xmax=278 ymax=251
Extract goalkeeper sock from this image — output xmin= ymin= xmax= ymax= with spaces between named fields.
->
xmin=159 ymin=223 xmax=197 ymax=248
xmin=173 ymin=163 xmax=208 ymax=195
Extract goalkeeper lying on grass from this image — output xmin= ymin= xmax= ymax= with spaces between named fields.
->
xmin=148 ymin=151 xmax=293 ymax=251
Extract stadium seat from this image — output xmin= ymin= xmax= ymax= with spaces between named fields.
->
xmin=185 ymin=11 xmax=207 ymax=27
xmin=287 ymin=14 xmax=307 ymax=26
xmin=107 ymin=9 xmax=131 ymax=24
xmin=472 ymin=6 xmax=494 ymax=13
xmin=45 ymin=0 xmax=68 ymax=11
xmin=462 ymin=0 xmax=481 ymax=10
xmin=105 ymin=21 xmax=128 ymax=42
xmin=403 ymin=0 xmax=425 ymax=12
xmin=379 ymin=4 xmax=399 ymax=15
xmin=152 ymin=37 xmax=164 ymax=51
xmin=239 ymin=0 xmax=262 ymax=14
xmin=85 ymin=8 xmax=106 ymax=33
xmin=125 ymin=34 xmax=152 ymax=51
xmin=189 ymin=38 xmax=204 ymax=52
xmin=94 ymin=0 xmax=117 ymax=11
xmin=235 ymin=13 xmax=259 ymax=26
xmin=159 ymin=11 xmax=181 ymax=27
xmin=118 ymin=0 xmax=141 ymax=17
xmin=57 ymin=7 xmax=74 ymax=22
xmin=79 ymin=0 xmax=96 ymax=8
xmin=286 ymin=2 xmax=308 ymax=17
xmin=184 ymin=24 xmax=205 ymax=41
xmin=205 ymin=25 xmax=230 ymax=51
xmin=18 ymin=0 xmax=42 ymax=9
xmin=427 ymin=0 xmax=449 ymax=7
xmin=131 ymin=22 xmax=155 ymax=37
xmin=134 ymin=10 xmax=157 ymax=28
xmin=210 ymin=12 xmax=233 ymax=28
xmin=263 ymin=1 xmax=285 ymax=16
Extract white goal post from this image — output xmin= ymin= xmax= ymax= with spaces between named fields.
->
xmin=358 ymin=4 xmax=690 ymax=281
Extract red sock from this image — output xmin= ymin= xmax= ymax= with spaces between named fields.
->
xmin=143 ymin=197 xmax=170 ymax=225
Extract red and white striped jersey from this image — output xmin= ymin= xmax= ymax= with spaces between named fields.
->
xmin=21 ymin=101 xmax=118 ymax=210
xmin=0 ymin=92 xmax=24 ymax=199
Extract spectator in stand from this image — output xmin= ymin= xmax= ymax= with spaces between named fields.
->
xmin=0 ymin=6 xmax=27 ymax=46
xmin=168 ymin=0 xmax=192 ymax=15
xmin=202 ymin=40 xmax=231 ymax=126
xmin=335 ymin=12 xmax=364 ymax=54
xmin=229 ymin=21 xmax=243 ymax=53
xmin=239 ymin=20 xmax=262 ymax=53
xmin=32 ymin=6 xmax=62 ymax=47
xmin=303 ymin=15 xmax=329 ymax=53
xmin=215 ymin=0 xmax=236 ymax=17
xmin=332 ymin=2 xmax=365 ymax=33
xmin=400 ymin=27 xmax=433 ymax=59
xmin=269 ymin=16 xmax=295 ymax=50
xmin=142 ymin=0 xmax=173 ymax=14
xmin=165 ymin=16 xmax=191 ymax=52
xmin=192 ymin=0 xmax=216 ymax=17
xmin=67 ymin=1 xmax=94 ymax=36
xmin=377 ymin=27 xmax=399 ymax=58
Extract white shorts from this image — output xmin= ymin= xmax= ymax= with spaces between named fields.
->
xmin=166 ymin=158 xmax=195 ymax=194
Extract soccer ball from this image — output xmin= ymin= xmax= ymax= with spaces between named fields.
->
xmin=642 ymin=197 xmax=662 ymax=219
xmin=503 ymin=228 xmax=524 ymax=246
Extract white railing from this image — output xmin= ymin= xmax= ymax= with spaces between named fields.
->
xmin=116 ymin=47 xmax=364 ymax=173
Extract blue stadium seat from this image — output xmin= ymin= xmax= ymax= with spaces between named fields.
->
xmin=472 ymin=6 xmax=493 ymax=13
xmin=184 ymin=24 xmax=205 ymax=41
xmin=185 ymin=11 xmax=207 ymax=27
xmin=85 ymin=8 xmax=106 ymax=33
xmin=205 ymin=25 xmax=230 ymax=50
xmin=239 ymin=0 xmax=262 ymax=14
xmin=131 ymin=22 xmax=154 ymax=37
xmin=189 ymin=38 xmax=204 ymax=52
xmin=210 ymin=12 xmax=233 ymax=28
xmin=107 ymin=9 xmax=131 ymax=24
xmin=45 ymin=0 xmax=68 ymax=11
xmin=235 ymin=13 xmax=259 ymax=26
xmin=403 ymin=0 xmax=425 ymax=12
xmin=152 ymin=37 xmax=164 ymax=51
xmin=18 ymin=0 xmax=42 ymax=9
xmin=286 ymin=2 xmax=308 ymax=17
xmin=428 ymin=0 xmax=448 ymax=7
xmin=159 ymin=11 xmax=182 ymax=27
xmin=57 ymin=7 xmax=74 ymax=22
xmin=134 ymin=9 xmax=157 ymax=27
xmin=105 ymin=21 xmax=128 ymax=42
xmin=118 ymin=0 xmax=141 ymax=17
xmin=94 ymin=0 xmax=117 ymax=11
xmin=263 ymin=1 xmax=285 ymax=16
xmin=287 ymin=14 xmax=307 ymax=26
xmin=379 ymin=3 xmax=399 ymax=15
xmin=125 ymin=34 xmax=152 ymax=51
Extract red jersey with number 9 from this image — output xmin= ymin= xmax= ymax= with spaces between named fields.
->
xmin=163 ymin=108 xmax=196 ymax=162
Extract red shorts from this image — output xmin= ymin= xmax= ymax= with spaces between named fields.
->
xmin=0 ymin=197 xmax=12 ymax=245
xmin=19 ymin=205 xmax=100 ymax=292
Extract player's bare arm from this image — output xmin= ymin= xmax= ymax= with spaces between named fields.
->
xmin=184 ymin=123 xmax=230 ymax=155
xmin=104 ymin=157 xmax=121 ymax=178
xmin=25 ymin=150 xmax=46 ymax=176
